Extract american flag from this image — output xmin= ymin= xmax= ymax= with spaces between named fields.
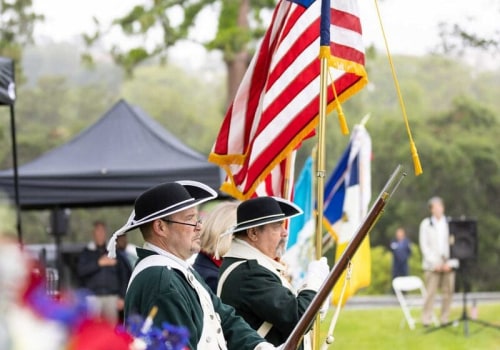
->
xmin=209 ymin=0 xmax=367 ymax=200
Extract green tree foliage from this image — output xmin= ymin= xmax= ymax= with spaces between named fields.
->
xmin=0 ymin=0 xmax=43 ymax=158
xmin=366 ymin=97 xmax=500 ymax=292
xmin=0 ymin=0 xmax=43 ymax=79
xmin=22 ymin=43 xmax=124 ymax=89
xmin=437 ymin=21 xmax=499 ymax=57
xmin=120 ymin=64 xmax=226 ymax=153
xmin=432 ymin=1 xmax=499 ymax=57
xmin=293 ymin=54 xmax=500 ymax=292
xmin=84 ymin=0 xmax=275 ymax=103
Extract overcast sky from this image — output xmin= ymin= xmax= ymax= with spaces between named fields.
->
xmin=32 ymin=0 xmax=498 ymax=68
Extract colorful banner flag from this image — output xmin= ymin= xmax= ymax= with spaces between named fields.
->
xmin=288 ymin=156 xmax=313 ymax=248
xmin=282 ymin=156 xmax=315 ymax=287
xmin=209 ymin=0 xmax=367 ymax=200
xmin=323 ymin=124 xmax=372 ymax=305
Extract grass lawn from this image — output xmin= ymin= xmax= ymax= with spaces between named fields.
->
xmin=318 ymin=303 xmax=500 ymax=349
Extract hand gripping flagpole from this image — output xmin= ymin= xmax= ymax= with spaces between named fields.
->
xmin=283 ymin=165 xmax=406 ymax=350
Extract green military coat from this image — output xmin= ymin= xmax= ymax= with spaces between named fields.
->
xmin=125 ymin=248 xmax=267 ymax=350
xmin=218 ymin=239 xmax=316 ymax=348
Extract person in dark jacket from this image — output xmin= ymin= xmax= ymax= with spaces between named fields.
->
xmin=115 ymin=233 xmax=134 ymax=322
xmin=390 ymin=227 xmax=412 ymax=280
xmin=77 ymin=220 xmax=130 ymax=324
xmin=218 ymin=197 xmax=329 ymax=350
xmin=192 ymin=201 xmax=238 ymax=293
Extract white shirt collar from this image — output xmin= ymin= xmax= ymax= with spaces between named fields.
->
xmin=143 ymin=241 xmax=191 ymax=271
xmin=225 ymin=238 xmax=286 ymax=274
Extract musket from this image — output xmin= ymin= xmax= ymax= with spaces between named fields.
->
xmin=282 ymin=165 xmax=406 ymax=350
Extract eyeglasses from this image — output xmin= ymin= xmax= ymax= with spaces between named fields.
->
xmin=161 ymin=218 xmax=202 ymax=228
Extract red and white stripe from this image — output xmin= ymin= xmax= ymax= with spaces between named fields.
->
xmin=209 ymin=0 xmax=367 ymax=200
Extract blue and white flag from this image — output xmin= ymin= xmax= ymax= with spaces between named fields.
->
xmin=283 ymin=156 xmax=315 ymax=287
xmin=323 ymin=124 xmax=372 ymax=305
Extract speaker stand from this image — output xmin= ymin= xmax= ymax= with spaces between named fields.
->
xmin=426 ymin=263 xmax=500 ymax=336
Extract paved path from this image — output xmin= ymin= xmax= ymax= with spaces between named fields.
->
xmin=342 ymin=292 xmax=500 ymax=309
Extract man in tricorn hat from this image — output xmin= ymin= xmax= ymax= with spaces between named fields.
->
xmin=107 ymin=181 xmax=278 ymax=349
xmin=217 ymin=197 xmax=329 ymax=349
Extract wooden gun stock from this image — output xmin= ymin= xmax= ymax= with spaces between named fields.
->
xmin=282 ymin=165 xmax=406 ymax=350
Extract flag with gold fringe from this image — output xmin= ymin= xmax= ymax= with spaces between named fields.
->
xmin=209 ymin=0 xmax=367 ymax=200
xmin=323 ymin=124 xmax=372 ymax=305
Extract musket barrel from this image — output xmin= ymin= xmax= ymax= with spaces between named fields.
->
xmin=282 ymin=166 xmax=405 ymax=350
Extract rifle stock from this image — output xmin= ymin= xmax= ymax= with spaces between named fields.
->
xmin=282 ymin=165 xmax=405 ymax=350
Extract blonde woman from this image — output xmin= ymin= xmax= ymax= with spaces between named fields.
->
xmin=193 ymin=201 xmax=238 ymax=293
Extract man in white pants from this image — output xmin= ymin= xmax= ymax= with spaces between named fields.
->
xmin=419 ymin=196 xmax=458 ymax=326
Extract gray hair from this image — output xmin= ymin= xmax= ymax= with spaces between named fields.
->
xmin=427 ymin=196 xmax=443 ymax=208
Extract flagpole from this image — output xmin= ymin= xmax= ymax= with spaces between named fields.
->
xmin=316 ymin=0 xmax=332 ymax=259
xmin=283 ymin=152 xmax=295 ymax=201
xmin=312 ymin=54 xmax=328 ymax=350
xmin=315 ymin=58 xmax=328 ymax=261
xmin=9 ymin=103 xmax=23 ymax=244
xmin=312 ymin=0 xmax=332 ymax=348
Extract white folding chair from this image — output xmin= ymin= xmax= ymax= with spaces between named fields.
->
xmin=392 ymin=276 xmax=438 ymax=330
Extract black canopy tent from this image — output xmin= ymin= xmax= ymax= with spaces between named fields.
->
xmin=0 ymin=99 xmax=224 ymax=210
xmin=0 ymin=98 xmax=223 ymax=289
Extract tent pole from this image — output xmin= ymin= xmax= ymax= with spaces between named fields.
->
xmin=9 ymin=103 xmax=23 ymax=244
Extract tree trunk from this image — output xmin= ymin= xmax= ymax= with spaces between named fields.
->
xmin=225 ymin=0 xmax=250 ymax=107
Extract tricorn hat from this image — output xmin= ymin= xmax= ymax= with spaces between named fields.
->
xmin=107 ymin=180 xmax=217 ymax=257
xmin=232 ymin=196 xmax=302 ymax=233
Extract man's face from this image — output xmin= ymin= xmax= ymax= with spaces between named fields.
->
xmin=163 ymin=207 xmax=202 ymax=260
xmin=93 ymin=224 xmax=107 ymax=246
xmin=396 ymin=228 xmax=405 ymax=241
xmin=252 ymin=220 xmax=287 ymax=260
xmin=430 ymin=201 xmax=445 ymax=218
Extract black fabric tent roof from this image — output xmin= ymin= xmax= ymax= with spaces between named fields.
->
xmin=0 ymin=99 xmax=223 ymax=209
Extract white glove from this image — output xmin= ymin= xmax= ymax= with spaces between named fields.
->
xmin=304 ymin=257 xmax=329 ymax=292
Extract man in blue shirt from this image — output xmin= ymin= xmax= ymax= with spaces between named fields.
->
xmin=390 ymin=227 xmax=412 ymax=280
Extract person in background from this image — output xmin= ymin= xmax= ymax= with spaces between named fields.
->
xmin=77 ymin=220 xmax=129 ymax=325
xmin=115 ymin=234 xmax=134 ymax=322
xmin=390 ymin=227 xmax=412 ymax=280
xmin=192 ymin=201 xmax=238 ymax=293
xmin=218 ymin=196 xmax=329 ymax=349
xmin=116 ymin=233 xmax=138 ymax=267
xmin=107 ymin=181 xmax=279 ymax=349
xmin=419 ymin=196 xmax=458 ymax=326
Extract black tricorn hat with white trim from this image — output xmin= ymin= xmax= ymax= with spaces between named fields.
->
xmin=107 ymin=180 xmax=217 ymax=257
xmin=232 ymin=196 xmax=302 ymax=233
xmin=132 ymin=180 xmax=216 ymax=227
